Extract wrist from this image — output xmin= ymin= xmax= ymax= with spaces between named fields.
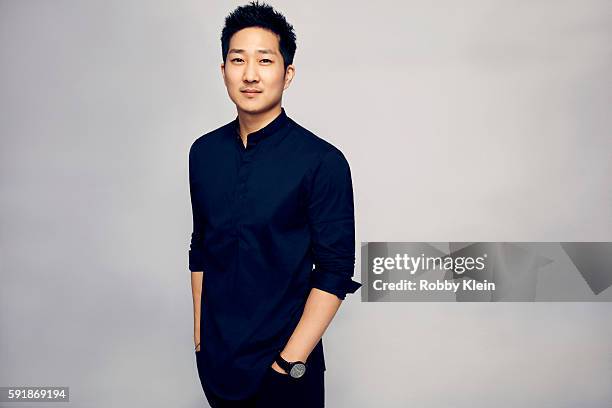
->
xmin=280 ymin=349 xmax=308 ymax=363
xmin=275 ymin=350 xmax=308 ymax=379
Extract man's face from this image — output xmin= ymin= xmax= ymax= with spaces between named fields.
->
xmin=221 ymin=27 xmax=294 ymax=115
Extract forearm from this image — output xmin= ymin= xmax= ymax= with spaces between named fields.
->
xmin=279 ymin=288 xmax=342 ymax=364
xmin=191 ymin=271 xmax=203 ymax=349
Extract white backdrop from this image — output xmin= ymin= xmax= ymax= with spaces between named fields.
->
xmin=1 ymin=1 xmax=611 ymax=407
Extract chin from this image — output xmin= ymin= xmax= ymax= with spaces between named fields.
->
xmin=236 ymin=101 xmax=270 ymax=114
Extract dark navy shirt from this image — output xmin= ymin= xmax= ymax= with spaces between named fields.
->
xmin=188 ymin=107 xmax=361 ymax=400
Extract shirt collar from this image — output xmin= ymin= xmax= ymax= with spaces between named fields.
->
xmin=233 ymin=107 xmax=289 ymax=146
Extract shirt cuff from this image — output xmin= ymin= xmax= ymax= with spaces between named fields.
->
xmin=189 ymin=249 xmax=205 ymax=272
xmin=310 ymin=268 xmax=362 ymax=300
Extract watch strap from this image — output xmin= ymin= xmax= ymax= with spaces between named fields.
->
xmin=274 ymin=352 xmax=307 ymax=377
xmin=274 ymin=352 xmax=293 ymax=373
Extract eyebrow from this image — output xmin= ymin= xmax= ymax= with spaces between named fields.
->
xmin=228 ymin=48 xmax=277 ymax=55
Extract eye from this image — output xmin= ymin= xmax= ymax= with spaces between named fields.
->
xmin=231 ymin=57 xmax=244 ymax=63
xmin=261 ymin=59 xmax=272 ymax=63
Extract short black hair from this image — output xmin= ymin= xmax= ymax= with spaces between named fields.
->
xmin=221 ymin=1 xmax=297 ymax=71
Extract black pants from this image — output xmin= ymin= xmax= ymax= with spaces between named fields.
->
xmin=200 ymin=365 xmax=325 ymax=408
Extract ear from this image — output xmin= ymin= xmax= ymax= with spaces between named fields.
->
xmin=283 ymin=65 xmax=295 ymax=90
xmin=221 ymin=62 xmax=226 ymax=82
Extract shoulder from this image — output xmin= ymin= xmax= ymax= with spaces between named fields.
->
xmin=286 ymin=118 xmax=350 ymax=168
xmin=189 ymin=120 xmax=233 ymax=159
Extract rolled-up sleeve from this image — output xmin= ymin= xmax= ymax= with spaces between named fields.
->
xmin=306 ymin=148 xmax=362 ymax=300
xmin=188 ymin=144 xmax=205 ymax=272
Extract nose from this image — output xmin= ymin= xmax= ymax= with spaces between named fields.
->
xmin=242 ymin=60 xmax=259 ymax=83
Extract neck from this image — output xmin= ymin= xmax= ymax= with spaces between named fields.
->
xmin=237 ymin=104 xmax=282 ymax=144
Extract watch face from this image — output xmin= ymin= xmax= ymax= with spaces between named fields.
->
xmin=289 ymin=363 xmax=306 ymax=378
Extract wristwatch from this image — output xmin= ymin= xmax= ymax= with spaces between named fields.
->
xmin=274 ymin=352 xmax=307 ymax=379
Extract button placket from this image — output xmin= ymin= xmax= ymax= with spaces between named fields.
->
xmin=237 ymin=154 xmax=252 ymax=200
xmin=232 ymin=143 xmax=260 ymax=233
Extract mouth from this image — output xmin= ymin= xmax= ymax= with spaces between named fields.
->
xmin=241 ymin=89 xmax=262 ymax=94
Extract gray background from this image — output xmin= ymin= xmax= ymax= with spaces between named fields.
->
xmin=1 ymin=0 xmax=611 ymax=407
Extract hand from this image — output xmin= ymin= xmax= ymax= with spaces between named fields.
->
xmin=194 ymin=331 xmax=200 ymax=351
xmin=270 ymin=361 xmax=288 ymax=375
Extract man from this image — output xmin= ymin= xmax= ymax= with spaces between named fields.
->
xmin=189 ymin=2 xmax=361 ymax=406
